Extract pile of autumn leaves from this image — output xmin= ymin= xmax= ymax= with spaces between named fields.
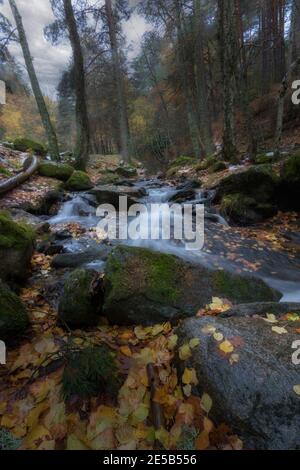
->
xmin=0 ymin=285 xmax=244 ymax=451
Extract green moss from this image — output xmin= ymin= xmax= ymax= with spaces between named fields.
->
xmin=62 ymin=346 xmax=121 ymax=401
xmin=208 ymin=161 xmax=227 ymax=173
xmin=38 ymin=162 xmax=74 ymax=181
xmin=116 ymin=166 xmax=137 ymax=178
xmin=221 ymin=193 xmax=256 ymax=218
xmin=59 ymin=269 xmax=102 ymax=328
xmin=0 ymin=281 xmax=29 ymax=340
xmin=213 ymin=270 xmax=280 ymax=303
xmin=105 ymin=247 xmax=180 ymax=306
xmin=216 ymin=166 xmax=278 ymax=204
xmin=0 ymin=211 xmax=34 ymax=250
xmin=170 ymin=156 xmax=198 ymax=168
xmin=13 ymin=138 xmax=47 ymax=157
xmin=65 ymin=171 xmax=93 ymax=191
xmin=281 ymin=153 xmax=300 ymax=183
xmin=0 ymin=166 xmax=12 ymax=177
xmin=254 ymin=153 xmax=275 ymax=164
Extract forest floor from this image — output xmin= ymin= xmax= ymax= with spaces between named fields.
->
xmin=0 ymin=149 xmax=299 ymax=451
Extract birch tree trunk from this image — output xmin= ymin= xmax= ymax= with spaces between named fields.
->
xmin=63 ymin=0 xmax=90 ymax=171
xmin=9 ymin=0 xmax=59 ymax=161
xmin=105 ymin=0 xmax=130 ymax=163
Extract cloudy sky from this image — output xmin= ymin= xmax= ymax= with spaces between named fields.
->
xmin=0 ymin=0 xmax=151 ymax=99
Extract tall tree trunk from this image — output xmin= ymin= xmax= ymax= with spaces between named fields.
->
xmin=275 ymin=0 xmax=300 ymax=156
xmin=235 ymin=0 xmax=258 ymax=158
xmin=193 ymin=0 xmax=215 ymax=156
xmin=218 ymin=0 xmax=238 ymax=162
xmin=175 ymin=0 xmax=205 ymax=159
xmin=9 ymin=0 xmax=59 ymax=160
xmin=105 ymin=0 xmax=130 ymax=163
xmin=63 ymin=0 xmax=90 ymax=171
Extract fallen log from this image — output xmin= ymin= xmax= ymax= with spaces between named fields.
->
xmin=0 ymin=155 xmax=39 ymax=195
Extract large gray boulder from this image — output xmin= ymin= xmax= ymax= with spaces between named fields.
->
xmin=103 ymin=246 xmax=281 ymax=326
xmin=176 ymin=308 xmax=300 ymax=450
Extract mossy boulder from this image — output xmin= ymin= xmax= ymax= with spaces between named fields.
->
xmin=254 ymin=153 xmax=275 ymax=165
xmin=13 ymin=138 xmax=47 ymax=157
xmin=0 ymin=212 xmax=34 ymax=284
xmin=65 ymin=171 xmax=93 ymax=191
xmin=116 ymin=166 xmax=137 ymax=178
xmin=208 ymin=161 xmax=227 ymax=173
xmin=0 ymin=281 xmax=29 ymax=341
xmin=103 ymin=246 xmax=280 ymax=326
xmin=220 ymin=194 xmax=277 ymax=225
xmin=216 ymin=166 xmax=278 ymax=225
xmin=278 ymin=153 xmax=300 ymax=211
xmin=58 ymin=269 xmax=103 ymax=328
xmin=62 ymin=346 xmax=121 ymax=401
xmin=171 ymin=156 xmax=198 ymax=168
xmin=38 ymin=162 xmax=74 ymax=182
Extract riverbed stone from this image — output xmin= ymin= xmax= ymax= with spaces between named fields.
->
xmin=0 ymin=281 xmax=29 ymax=341
xmin=0 ymin=211 xmax=34 ymax=284
xmin=91 ymin=184 xmax=146 ymax=206
xmin=58 ymin=269 xmax=103 ymax=328
xmin=103 ymin=246 xmax=281 ymax=326
xmin=176 ymin=313 xmax=300 ymax=450
xmin=52 ymin=247 xmax=111 ymax=269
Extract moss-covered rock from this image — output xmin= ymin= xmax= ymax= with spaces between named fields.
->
xmin=254 ymin=153 xmax=275 ymax=165
xmin=278 ymin=153 xmax=300 ymax=211
xmin=62 ymin=346 xmax=121 ymax=401
xmin=38 ymin=162 xmax=74 ymax=181
xmin=0 ymin=212 xmax=34 ymax=284
xmin=13 ymin=138 xmax=47 ymax=157
xmin=171 ymin=156 xmax=198 ymax=168
xmin=65 ymin=171 xmax=93 ymax=191
xmin=58 ymin=269 xmax=103 ymax=328
xmin=215 ymin=166 xmax=277 ymax=203
xmin=116 ymin=166 xmax=137 ymax=178
xmin=208 ymin=161 xmax=227 ymax=173
xmin=220 ymin=193 xmax=277 ymax=225
xmin=216 ymin=166 xmax=278 ymax=225
xmin=103 ymin=246 xmax=280 ymax=326
xmin=0 ymin=281 xmax=29 ymax=341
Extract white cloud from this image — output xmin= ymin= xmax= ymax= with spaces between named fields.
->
xmin=1 ymin=0 xmax=71 ymax=98
xmin=0 ymin=0 xmax=151 ymax=98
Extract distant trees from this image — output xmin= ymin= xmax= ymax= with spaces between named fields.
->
xmin=8 ymin=0 xmax=59 ymax=160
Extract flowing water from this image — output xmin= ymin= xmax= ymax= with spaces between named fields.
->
xmin=49 ymin=180 xmax=300 ymax=302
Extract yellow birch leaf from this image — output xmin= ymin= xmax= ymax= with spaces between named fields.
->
xmin=200 ymin=393 xmax=213 ymax=414
xmin=293 ymin=385 xmax=300 ymax=396
xmin=219 ymin=340 xmax=234 ymax=354
xmin=179 ymin=344 xmax=192 ymax=360
xmin=189 ymin=338 xmax=200 ymax=349
xmin=272 ymin=326 xmax=288 ymax=335
xmin=195 ymin=430 xmax=210 ymax=450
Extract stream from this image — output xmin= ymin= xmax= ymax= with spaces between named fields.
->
xmin=48 ymin=179 xmax=300 ymax=303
